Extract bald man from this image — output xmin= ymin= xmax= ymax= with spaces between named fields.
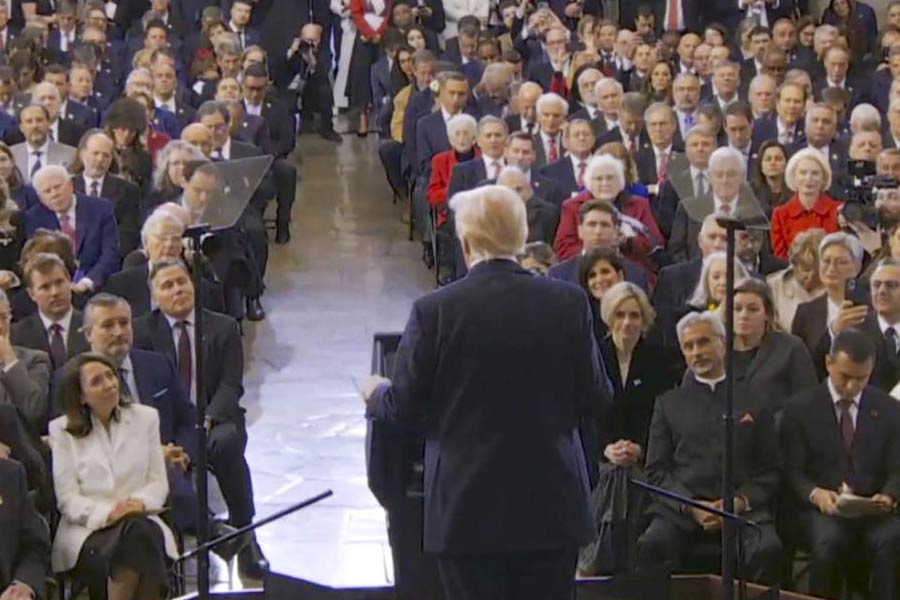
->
xmin=181 ymin=123 xmax=213 ymax=158
xmin=505 ymin=81 xmax=542 ymax=136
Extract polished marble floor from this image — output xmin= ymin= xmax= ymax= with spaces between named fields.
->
xmin=235 ymin=132 xmax=432 ymax=588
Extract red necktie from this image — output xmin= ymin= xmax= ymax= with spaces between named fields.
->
xmin=658 ymin=152 xmax=669 ymax=183
xmin=492 ymin=160 xmax=501 ymax=179
xmin=548 ymin=136 xmax=559 ymax=162
xmin=629 ymin=137 xmax=637 ymax=155
xmin=90 ymin=180 xmax=99 ymax=197
xmin=550 ymin=71 xmax=568 ymax=99
xmin=577 ymin=161 xmax=586 ymax=186
xmin=667 ymin=0 xmax=680 ymax=31
xmin=58 ymin=213 xmax=76 ymax=250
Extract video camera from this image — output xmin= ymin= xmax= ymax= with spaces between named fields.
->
xmin=842 ymin=160 xmax=899 ymax=228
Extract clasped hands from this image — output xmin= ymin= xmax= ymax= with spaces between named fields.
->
xmin=162 ymin=443 xmax=190 ymax=471
xmin=810 ymin=486 xmax=896 ymax=516
xmin=0 ymin=581 xmax=34 ymax=600
xmin=690 ymin=497 xmax=748 ymax=532
xmin=603 ymin=440 xmax=642 ymax=467
xmin=107 ymin=497 xmax=146 ymax=525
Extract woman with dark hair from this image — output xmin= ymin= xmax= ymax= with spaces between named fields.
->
xmin=8 ymin=50 xmax=40 ymax=95
xmin=703 ymin=23 xmax=727 ymax=47
xmin=405 ymin=24 xmax=429 ymax=51
xmin=128 ymin=92 xmax=171 ymax=162
xmin=796 ymin=16 xmax=816 ymax=49
xmin=822 ymin=0 xmax=877 ymax=60
xmin=390 ymin=45 xmax=414 ymax=97
xmin=577 ymin=246 xmax=626 ymax=342
xmin=643 ymin=61 xmax=673 ymax=105
xmin=0 ymin=142 xmax=38 ymax=211
xmin=103 ymin=98 xmax=153 ymax=191
xmin=751 ymin=140 xmax=791 ymax=215
xmin=143 ymin=140 xmax=207 ymax=219
xmin=49 ymin=352 xmax=176 ymax=600
xmin=0 ymin=177 xmax=25 ymax=288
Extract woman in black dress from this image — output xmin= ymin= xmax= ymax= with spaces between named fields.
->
xmin=577 ymin=247 xmax=627 ymax=343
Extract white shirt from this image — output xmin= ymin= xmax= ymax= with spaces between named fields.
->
xmin=154 ymin=95 xmax=176 ymax=113
xmin=482 ymin=155 xmax=503 ymax=178
xmin=569 ymin=154 xmax=589 ymax=181
xmin=714 ymin=194 xmax=738 ymax=217
xmin=164 ymin=309 xmax=197 ymax=404
xmin=777 ymin=118 xmax=797 ymax=144
xmin=827 ymin=296 xmax=841 ymax=329
xmin=739 ymin=0 xmax=779 ymax=27
xmin=603 ymin=115 xmax=618 ymax=132
xmin=39 ymin=307 xmax=74 ymax=350
xmin=245 ymin=102 xmax=262 ymax=117
xmin=809 ymin=143 xmax=830 ymax=161
xmin=56 ymin=197 xmax=77 ymax=232
xmin=827 ymin=78 xmax=846 ymax=90
xmin=441 ymin=107 xmax=457 ymax=124
xmin=540 ymin=130 xmax=560 ymax=159
xmin=217 ymin=137 xmax=232 ymax=160
xmin=827 ymin=376 xmax=860 ymax=428
xmin=83 ymin=174 xmax=105 ymax=197
xmin=118 ymin=355 xmax=141 ymax=404
xmin=59 ymin=29 xmax=75 ymax=52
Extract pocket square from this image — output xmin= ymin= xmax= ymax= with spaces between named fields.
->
xmin=870 ymin=409 xmax=879 ymax=419
xmin=152 ymin=388 xmax=169 ymax=398
xmin=739 ymin=412 xmax=755 ymax=425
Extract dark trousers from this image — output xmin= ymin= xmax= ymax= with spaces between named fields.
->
xmin=300 ymin=74 xmax=335 ymax=132
xmin=386 ymin=496 xmax=444 ymax=600
xmin=637 ymin=514 xmax=783 ymax=586
xmin=378 ymin=140 xmax=406 ymax=196
xmin=437 ymin=548 xmax=578 ymax=600
xmin=207 ymin=419 xmax=256 ymax=527
xmin=800 ymin=510 xmax=900 ymax=600
xmin=272 ymin=158 xmax=297 ymax=234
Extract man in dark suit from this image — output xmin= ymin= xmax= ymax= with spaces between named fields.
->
xmin=751 ymin=81 xmax=807 ymax=153
xmin=151 ymin=59 xmax=196 ymax=137
xmin=636 ymin=102 xmax=681 ymax=193
xmin=363 ymin=186 xmax=610 ymax=600
xmin=415 ymin=71 xmax=470 ymax=175
xmin=737 ymin=229 xmax=788 ymax=277
xmin=532 ymin=92 xmax=568 ymax=171
xmin=25 ymin=165 xmax=120 ymax=291
xmin=446 ymin=115 xmax=507 ymax=200
xmin=83 ymin=292 xmax=199 ymax=530
xmin=500 ymin=132 xmax=567 ymax=208
xmin=0 ymin=458 xmax=49 ymax=600
xmin=782 ymin=329 xmax=900 ymax=600
xmin=133 ymin=259 xmax=268 ymax=579
xmin=71 ymin=131 xmax=141 ymax=256
xmin=242 ymin=64 xmax=295 ymax=159
xmin=504 ymin=82 xmax=541 ymax=137
xmin=11 ymin=253 xmax=90 ymax=371
xmin=638 ymin=311 xmax=783 ymax=584
xmin=539 ymin=119 xmax=595 ymax=199
xmin=814 ymin=46 xmax=869 ymax=109
xmin=596 ymin=91 xmax=653 ymax=155
xmin=228 ymin=0 xmax=261 ymax=49
xmin=42 ymin=66 xmax=98 ymax=130
xmin=496 ymin=166 xmax=560 ymax=245
xmin=653 ymin=215 xmax=726 ymax=349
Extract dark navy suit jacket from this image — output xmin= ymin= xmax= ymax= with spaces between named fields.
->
xmin=548 ymin=254 xmax=649 ymax=292
xmin=751 ymin=113 xmax=805 ymax=153
xmin=130 ymin=348 xmax=197 ymax=459
xmin=540 ymin=157 xmax=581 ymax=199
xmin=367 ymin=259 xmax=610 ymax=554
xmin=23 ymin=194 xmax=120 ymax=287
xmin=415 ymin=111 xmax=451 ymax=174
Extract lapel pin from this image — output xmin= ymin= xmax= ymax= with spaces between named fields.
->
xmin=871 ymin=409 xmax=879 ymax=418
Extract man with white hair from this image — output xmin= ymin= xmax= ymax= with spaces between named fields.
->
xmin=363 ymin=184 xmax=610 ymax=600
xmin=850 ymin=103 xmax=882 ymax=136
xmin=533 ymin=92 xmax=568 ymax=169
xmin=638 ymin=310 xmax=782 ymax=584
xmin=569 ymin=67 xmax=603 ymax=130
xmin=24 ymin=164 xmax=120 ymax=291
xmin=748 ymin=73 xmax=777 ymax=120
xmin=497 ymin=165 xmax=559 ymax=245
xmin=10 ymin=105 xmax=76 ymax=184
xmin=670 ymin=146 xmax=757 ymax=262
xmin=504 ymin=81 xmax=542 ymax=136
xmin=28 ymin=81 xmax=85 ymax=147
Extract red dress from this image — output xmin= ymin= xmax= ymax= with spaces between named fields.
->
xmin=427 ymin=149 xmax=480 ymax=228
xmin=770 ymin=193 xmax=842 ymax=258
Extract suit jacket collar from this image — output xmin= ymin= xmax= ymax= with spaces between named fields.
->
xmin=786 ymin=193 xmax=834 ymax=218
xmin=466 ymin=258 xmax=527 ymax=278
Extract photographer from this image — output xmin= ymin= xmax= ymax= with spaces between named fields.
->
xmin=278 ymin=23 xmax=340 ymax=142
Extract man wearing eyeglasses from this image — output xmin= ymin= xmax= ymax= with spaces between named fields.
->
xmin=829 ymin=258 xmax=900 ymax=392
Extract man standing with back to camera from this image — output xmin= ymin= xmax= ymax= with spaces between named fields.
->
xmin=363 ymin=185 xmax=611 ymax=599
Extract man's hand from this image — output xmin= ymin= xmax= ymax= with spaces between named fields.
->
xmin=832 ymin=301 xmax=868 ymax=335
xmin=0 ymin=270 xmax=15 ymax=289
xmin=0 ymin=581 xmax=35 ymax=600
xmin=71 ymin=280 xmax=92 ymax=295
xmin=0 ymin=328 xmax=16 ymax=366
xmin=564 ymin=2 xmax=582 ymax=17
xmin=0 ymin=441 xmax=9 ymax=459
xmin=690 ymin=501 xmax=722 ymax=531
xmin=811 ymin=487 xmax=840 ymax=515
xmin=162 ymin=443 xmax=190 ymax=471
xmin=872 ymin=493 xmax=896 ymax=512
xmin=362 ymin=375 xmax=390 ymax=404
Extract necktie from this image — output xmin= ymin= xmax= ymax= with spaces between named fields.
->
xmin=684 ymin=112 xmax=694 ymax=130
xmin=720 ymin=202 xmax=732 ymax=217
xmin=658 ymin=152 xmax=669 ymax=183
xmin=177 ymin=321 xmax=192 ymax=398
xmin=887 ymin=327 xmax=900 ymax=355
xmin=49 ymin=127 xmax=55 ymax=142
xmin=667 ymin=0 xmax=680 ymax=31
xmin=577 ymin=161 xmax=586 ymax=186
xmin=524 ymin=121 xmax=534 ymax=135
xmin=89 ymin=180 xmax=99 ymax=197
xmin=49 ymin=323 xmax=65 ymax=370
xmin=548 ymin=136 xmax=559 ymax=162
xmin=118 ymin=367 xmax=133 ymax=400
xmin=695 ymin=172 xmax=707 ymax=196
xmin=491 ymin=160 xmax=501 ymax=179
xmin=549 ymin=71 xmax=568 ymax=98
xmin=58 ymin=213 xmax=76 ymax=249
xmin=212 ymin=149 xmax=223 ymax=160
xmin=31 ymin=151 xmax=42 ymax=178
xmin=628 ymin=137 xmax=637 ymax=155
xmin=838 ymin=398 xmax=855 ymax=479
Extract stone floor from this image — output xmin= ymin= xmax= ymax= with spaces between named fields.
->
xmin=229 ymin=131 xmax=431 ymax=589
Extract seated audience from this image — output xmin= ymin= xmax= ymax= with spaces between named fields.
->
xmin=576 ymin=247 xmax=627 ymax=341
xmin=0 ymin=457 xmax=49 ymax=600
xmin=10 ymin=104 xmax=76 ymax=184
xmin=49 ymin=352 xmax=176 ymax=599
xmin=496 ymin=166 xmax=559 ymax=245
xmin=687 ymin=251 xmax=751 ymax=313
xmin=750 ymin=140 xmax=791 ymax=216
xmin=0 ymin=142 xmax=39 ymax=212
xmin=427 ymin=114 xmax=478 ymax=228
xmin=782 ymin=329 xmax=900 ymax=600
xmin=516 ymin=241 xmax=557 ymax=275
xmin=769 ymin=228 xmax=827 ymax=332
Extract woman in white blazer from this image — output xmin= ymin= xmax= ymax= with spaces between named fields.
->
xmin=49 ymin=353 xmax=176 ymax=600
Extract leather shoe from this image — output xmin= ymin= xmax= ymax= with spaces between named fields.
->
xmin=275 ymin=229 xmax=291 ymax=244
xmin=237 ymin=537 xmax=269 ymax=580
xmin=245 ymin=298 xmax=266 ymax=321
xmin=208 ymin=521 xmax=246 ymax=562
xmin=319 ymin=129 xmax=342 ymax=142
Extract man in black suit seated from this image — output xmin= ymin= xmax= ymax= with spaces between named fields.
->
xmin=548 ymin=199 xmax=649 ymax=291
xmin=363 ymin=185 xmax=610 ymax=600
xmin=447 ymin=115 xmax=507 ymax=199
xmin=11 ymin=253 xmax=89 ymax=371
xmin=42 ymin=65 xmax=97 ymax=131
xmin=653 ymin=214 xmax=727 ymax=350
xmin=504 ymin=82 xmax=541 ymax=136
xmin=133 ymin=259 xmax=268 ymax=579
xmin=539 ymin=118 xmax=595 ymax=199
xmin=751 ymin=81 xmax=807 ymax=153
xmin=637 ymin=311 xmax=783 ymax=584
xmin=737 ymin=229 xmax=787 ymax=277
xmin=29 ymin=82 xmax=85 ymax=148
xmin=496 ymin=166 xmax=559 ymax=245
xmin=532 ymin=92 xmax=568 ymax=171
xmin=782 ymin=329 xmax=900 ymax=600
xmin=636 ymin=102 xmax=681 ymax=196
xmin=0 ymin=458 xmax=49 ymax=600
xmin=103 ymin=208 xmax=224 ymax=317
xmin=503 ymin=132 xmax=567 ymax=207
xmin=83 ymin=292 xmax=198 ymax=531
xmin=70 ymin=130 xmax=141 ymax=256
xmin=568 ymin=68 xmax=603 ymax=135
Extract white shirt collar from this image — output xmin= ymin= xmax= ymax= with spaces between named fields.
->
xmin=164 ymin=308 xmax=196 ymax=331
xmin=482 ymin=155 xmax=503 ymax=175
xmin=569 ymin=153 xmax=589 ymax=171
xmin=827 ymin=376 xmax=862 ymax=406
xmin=220 ymin=137 xmax=232 ymax=160
xmin=154 ymin=95 xmax=176 ymax=111
xmin=468 ymin=256 xmax=518 ymax=269
xmin=694 ymin=373 xmax=726 ymax=391
xmin=29 ymin=139 xmax=49 ymax=155
xmin=39 ymin=307 xmax=73 ymax=335
xmin=83 ymin=174 xmax=105 ymax=194
xmin=878 ymin=314 xmax=900 ymax=335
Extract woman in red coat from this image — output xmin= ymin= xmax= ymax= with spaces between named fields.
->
xmin=770 ymin=147 xmax=843 ymax=259
xmin=554 ymin=153 xmax=664 ymax=269
xmin=427 ymin=114 xmax=479 ymax=229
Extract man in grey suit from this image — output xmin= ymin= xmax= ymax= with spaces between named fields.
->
xmin=11 ymin=104 xmax=76 ymax=184
xmin=0 ymin=290 xmax=50 ymax=439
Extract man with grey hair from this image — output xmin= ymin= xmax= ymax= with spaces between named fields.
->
xmin=569 ymin=68 xmax=603 ymax=134
xmin=497 ymin=165 xmax=559 ymax=244
xmin=748 ymin=73 xmax=777 ymax=119
xmin=29 ymin=81 xmax=85 ymax=147
xmin=673 ymin=73 xmax=702 ymax=138
xmin=473 ymin=63 xmax=513 ymax=118
xmin=26 ymin=164 xmax=120 ymax=291
xmin=10 ymin=105 xmax=76 ymax=183
xmin=638 ymin=309 xmax=782 ymax=584
xmin=636 ymin=102 xmax=681 ymax=192
xmin=447 ymin=115 xmax=508 ymax=198
xmin=534 ymin=92 xmax=568 ymax=168
xmin=363 ymin=184 xmax=611 ymax=600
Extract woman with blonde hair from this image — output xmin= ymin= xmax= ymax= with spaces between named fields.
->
xmin=768 ymin=228 xmax=826 ymax=332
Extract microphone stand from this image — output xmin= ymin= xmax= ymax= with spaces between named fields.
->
xmin=183 ymin=223 xmax=212 ymax=600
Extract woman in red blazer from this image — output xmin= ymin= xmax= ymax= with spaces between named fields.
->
xmin=427 ymin=114 xmax=479 ymax=229
xmin=770 ymin=147 xmax=843 ymax=259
